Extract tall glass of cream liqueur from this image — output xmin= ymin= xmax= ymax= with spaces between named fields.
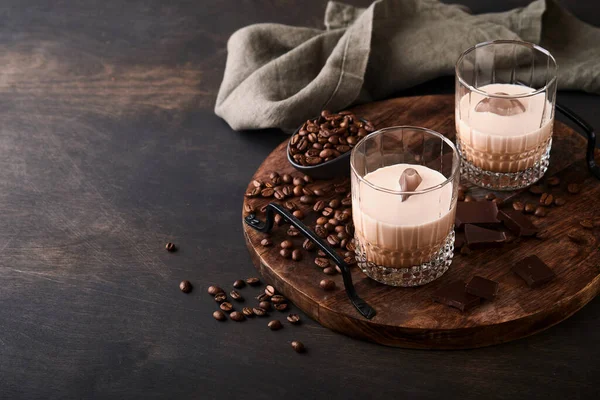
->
xmin=455 ymin=40 xmax=558 ymax=190
xmin=350 ymin=126 xmax=460 ymax=287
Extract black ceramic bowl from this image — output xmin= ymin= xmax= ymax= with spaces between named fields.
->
xmin=287 ymin=118 xmax=368 ymax=180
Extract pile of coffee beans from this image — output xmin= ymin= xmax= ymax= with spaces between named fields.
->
xmin=288 ymin=110 xmax=375 ymax=166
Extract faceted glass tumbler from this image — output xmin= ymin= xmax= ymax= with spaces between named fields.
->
xmin=350 ymin=126 xmax=460 ymax=287
xmin=455 ymin=40 xmax=558 ymax=190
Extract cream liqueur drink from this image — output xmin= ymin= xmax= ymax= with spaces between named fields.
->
xmin=456 ymin=83 xmax=553 ymax=173
xmin=353 ymin=163 xmax=455 ymax=268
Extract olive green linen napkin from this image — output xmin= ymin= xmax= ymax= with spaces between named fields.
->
xmin=215 ymin=0 xmax=600 ymax=132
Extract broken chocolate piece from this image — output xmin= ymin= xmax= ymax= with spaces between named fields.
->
xmin=466 ymin=276 xmax=499 ymax=301
xmin=432 ymin=281 xmax=481 ymax=311
xmin=464 ymin=224 xmax=506 ymax=249
xmin=455 ymin=201 xmax=501 ymax=229
xmin=474 ymin=92 xmax=527 ymax=116
xmin=399 ymin=168 xmax=423 ymax=202
xmin=498 ymin=210 xmax=539 ymax=237
xmin=512 ymin=255 xmax=556 ymax=288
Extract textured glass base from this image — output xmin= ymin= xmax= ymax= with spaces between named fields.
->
xmin=459 ymin=139 xmax=551 ymax=191
xmin=355 ymin=231 xmax=455 ymax=287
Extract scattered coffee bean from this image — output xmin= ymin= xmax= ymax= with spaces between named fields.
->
xmin=320 ymin=279 xmax=336 ymax=291
xmin=512 ymin=201 xmax=525 ymax=212
xmin=315 ymin=225 xmax=327 ymax=238
xmin=534 ymin=207 xmax=547 ymax=217
xmin=529 ymin=185 xmax=544 ymax=195
xmin=341 ymin=198 xmax=352 ymax=207
xmin=343 ymin=256 xmax=355 ymax=266
xmin=317 ymin=250 xmax=327 ymax=257
xmin=547 ymin=176 xmax=560 ymax=186
xmin=293 ymin=185 xmax=304 ymax=197
xmin=274 ymin=303 xmax=288 ymax=311
xmin=567 ymin=183 xmax=581 ymax=194
xmin=316 ymin=216 xmax=328 ymax=225
xmin=329 ymin=199 xmax=341 ymax=209
xmin=291 ymin=341 xmax=305 ymax=353
xmin=208 ymin=285 xmax=223 ymax=295
xmin=293 ymin=176 xmax=304 ymax=186
xmin=323 ymin=266 xmax=337 ymax=275
xmin=554 ymin=197 xmax=566 ymax=206
xmin=327 ymin=235 xmax=340 ymax=247
xmin=539 ymin=193 xmax=554 ymax=206
xmin=220 ymin=302 xmax=233 ymax=312
xmin=214 ymin=293 xmax=227 ymax=303
xmin=568 ymin=231 xmax=586 ymax=244
xmin=269 ymin=172 xmax=279 ymax=181
xmin=524 ymin=203 xmax=536 ymax=213
xmin=292 ymin=249 xmax=303 ymax=261
xmin=281 ymin=240 xmax=293 ymax=249
xmin=274 ymin=214 xmax=283 ymax=226
xmin=282 ymin=174 xmax=292 ymax=184
xmin=165 ymin=242 xmax=177 ymax=252
xmin=261 ymin=188 xmax=274 ymax=198
xmin=230 ymin=311 xmax=245 ymax=322
xmin=580 ymin=219 xmax=594 ymax=229
xmin=303 ymin=239 xmax=316 ymax=251
xmin=242 ymin=307 xmax=254 ymax=317
xmin=313 ymin=188 xmax=325 ymax=196
xmin=244 ymin=203 xmax=255 ymax=214
xmin=256 ymin=293 xmax=269 ymax=302
xmin=259 ymin=301 xmax=272 ymax=311
xmin=265 ymin=285 xmax=276 ymax=297
xmin=268 ymin=320 xmax=283 ymax=331
xmin=287 ymin=314 xmax=301 ymax=324
xmin=284 ymin=201 xmax=297 ymax=211
xmin=300 ymin=195 xmax=315 ymax=204
xmin=303 ymin=175 xmax=313 ymax=183
xmin=230 ymin=290 xmax=243 ymax=301
xmin=213 ymin=310 xmax=227 ymax=321
xmin=292 ymin=210 xmax=305 ymax=219
xmin=179 ymin=280 xmax=192 ymax=293
xmin=260 ymin=238 xmax=273 ymax=247
xmin=313 ymin=201 xmax=325 ymax=212
xmin=251 ymin=179 xmax=264 ymax=188
xmin=246 ymin=277 xmax=261 ymax=286
xmin=233 ymin=279 xmax=246 ymax=289
xmin=253 ymin=307 xmax=267 ymax=317
xmin=464 ymin=195 xmax=475 ymax=202
xmin=334 ymin=186 xmax=347 ymax=194
xmin=245 ymin=187 xmax=261 ymax=198
xmin=271 ymin=295 xmax=286 ymax=304
xmin=287 ymin=227 xmax=300 ymax=237
xmin=324 ymin=223 xmax=335 ymax=232
xmin=322 ymin=207 xmax=334 ymax=217
xmin=279 ymin=249 xmax=291 ymax=258
xmin=314 ymin=257 xmax=330 ymax=268
xmin=485 ymin=193 xmax=496 ymax=201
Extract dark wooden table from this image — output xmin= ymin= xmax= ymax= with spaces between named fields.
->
xmin=1 ymin=1 xmax=598 ymax=399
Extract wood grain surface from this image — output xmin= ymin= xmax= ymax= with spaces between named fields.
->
xmin=0 ymin=0 xmax=599 ymax=399
xmin=242 ymin=94 xmax=600 ymax=349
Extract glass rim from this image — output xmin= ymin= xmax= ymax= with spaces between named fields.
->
xmin=455 ymin=39 xmax=558 ymax=99
xmin=350 ymin=126 xmax=460 ymax=196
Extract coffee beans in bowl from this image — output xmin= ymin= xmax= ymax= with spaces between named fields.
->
xmin=287 ymin=110 xmax=375 ymax=179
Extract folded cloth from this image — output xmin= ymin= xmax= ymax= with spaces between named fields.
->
xmin=215 ymin=0 xmax=600 ymax=132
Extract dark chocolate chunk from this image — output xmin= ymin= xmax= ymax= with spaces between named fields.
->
xmin=432 ymin=281 xmax=481 ymax=311
xmin=498 ymin=210 xmax=539 ymax=237
xmin=455 ymin=201 xmax=500 ymax=229
xmin=464 ymin=224 xmax=506 ymax=249
xmin=454 ymin=231 xmax=465 ymax=252
xmin=466 ymin=276 xmax=499 ymax=301
xmin=512 ymin=255 xmax=556 ymax=288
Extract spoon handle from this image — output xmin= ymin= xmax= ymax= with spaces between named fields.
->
xmin=244 ymin=203 xmax=376 ymax=320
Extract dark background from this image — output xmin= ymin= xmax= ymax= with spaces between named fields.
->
xmin=0 ymin=1 xmax=598 ymax=399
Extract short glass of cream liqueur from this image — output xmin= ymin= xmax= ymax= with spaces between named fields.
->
xmin=455 ymin=40 xmax=558 ymax=190
xmin=350 ymin=126 xmax=460 ymax=287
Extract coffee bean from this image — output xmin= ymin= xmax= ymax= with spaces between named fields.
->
xmin=568 ymin=232 xmax=586 ymax=244
xmin=334 ymin=186 xmax=348 ymax=194
xmin=511 ymin=201 xmax=524 ymax=212
xmin=313 ymin=200 xmax=325 ymax=212
xmin=246 ymin=277 xmax=261 ymax=286
xmin=282 ymin=174 xmax=292 ymax=184
xmin=287 ymin=227 xmax=300 ymax=237
xmin=253 ymin=307 xmax=267 ymax=317
xmin=319 ymin=149 xmax=333 ymax=159
xmin=281 ymin=240 xmax=293 ymax=249
xmin=265 ymin=285 xmax=276 ymax=297
xmin=313 ymin=188 xmax=325 ymax=196
xmin=242 ymin=307 xmax=254 ymax=317
xmin=300 ymin=195 xmax=315 ymax=204
xmin=580 ymin=219 xmax=594 ymax=229
xmin=292 ymin=249 xmax=303 ymax=261
xmin=534 ymin=207 xmax=547 ymax=217
xmin=268 ymin=320 xmax=283 ymax=331
xmin=293 ymin=185 xmax=304 ymax=197
xmin=261 ymin=188 xmax=274 ymax=198
xmin=213 ymin=310 xmax=227 ymax=321
xmin=230 ymin=311 xmax=245 ymax=322
xmin=314 ymin=257 xmax=330 ymax=268
xmin=252 ymin=179 xmax=264 ymax=188
xmin=303 ymin=239 xmax=316 ymax=251
xmin=316 ymin=216 xmax=328 ymax=225
xmin=322 ymin=207 xmax=334 ymax=217
xmin=260 ymin=238 xmax=273 ymax=247
xmin=264 ymin=182 xmax=274 ymax=188
xmin=292 ymin=210 xmax=305 ymax=219
xmin=341 ymin=198 xmax=352 ymax=207
xmin=328 ymin=199 xmax=341 ymax=209
xmin=208 ymin=285 xmax=224 ymax=295
xmin=179 ymin=280 xmax=192 ymax=293
xmin=540 ymin=193 xmax=554 ymax=206
xmin=485 ymin=193 xmax=496 ymax=201
xmin=524 ymin=203 xmax=536 ymax=213
xmin=323 ymin=266 xmax=337 ymax=275
xmin=567 ymin=183 xmax=581 ymax=194
xmin=303 ymin=175 xmax=313 ymax=183
xmin=166 ymin=242 xmax=177 ymax=252
xmin=233 ymin=280 xmax=246 ymax=289
xmin=287 ymin=314 xmax=301 ymax=324
xmin=547 ymin=176 xmax=560 ymax=186
xmin=274 ymin=303 xmax=288 ymax=311
xmin=324 ymin=223 xmax=335 ymax=232
xmin=269 ymin=172 xmax=280 ymax=180
xmin=245 ymin=187 xmax=262 ymax=198
xmin=230 ymin=290 xmax=243 ymax=301
xmin=214 ymin=293 xmax=227 ymax=303
xmin=274 ymin=189 xmax=286 ymax=200
xmin=271 ymin=295 xmax=286 ymax=304
xmin=256 ymin=293 xmax=270 ymax=302
xmin=220 ymin=302 xmax=233 ymax=312
xmin=293 ymin=177 xmax=304 ymax=186
xmin=327 ymin=235 xmax=340 ymax=247
xmin=529 ymin=185 xmax=544 ymax=195
xmin=464 ymin=195 xmax=475 ymax=202
xmin=259 ymin=301 xmax=272 ymax=311
xmin=320 ymin=279 xmax=336 ymax=291
xmin=315 ymin=225 xmax=327 ymax=238
xmin=345 ymin=223 xmax=355 ymax=237
xmin=244 ymin=203 xmax=255 ymax=214
xmin=345 ymin=241 xmax=356 ymax=252
xmin=283 ymin=201 xmax=296 ymax=211
xmin=272 ymin=176 xmax=282 ymax=185
xmin=327 ymin=218 xmax=338 ymax=227
xmin=343 ymin=256 xmax=356 ymax=266
xmin=305 ymin=156 xmax=322 ymax=165
xmin=291 ymin=341 xmax=305 ymax=353
xmin=317 ymin=250 xmax=327 ymax=257
xmin=554 ymin=197 xmax=566 ymax=206
xmin=280 ymin=248 xmax=291 ymax=258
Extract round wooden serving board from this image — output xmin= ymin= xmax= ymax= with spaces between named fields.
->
xmin=242 ymin=94 xmax=600 ymax=349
